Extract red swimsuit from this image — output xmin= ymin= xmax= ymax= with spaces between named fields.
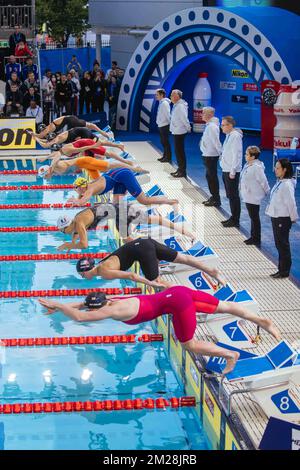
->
xmin=123 ymin=286 xmax=219 ymax=343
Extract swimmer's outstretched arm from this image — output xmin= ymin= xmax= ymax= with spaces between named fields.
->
xmin=97 ymin=140 xmax=125 ymax=152
xmin=38 ymin=298 xmax=110 ymax=322
xmin=67 ymin=184 xmax=97 ymax=206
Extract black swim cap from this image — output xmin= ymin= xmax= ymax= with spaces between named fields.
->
xmin=76 ymin=257 xmax=95 ymax=273
xmin=51 ymin=143 xmax=62 ymax=151
xmin=84 ymin=292 xmax=107 ymax=309
xmin=38 ymin=123 xmax=47 ymax=133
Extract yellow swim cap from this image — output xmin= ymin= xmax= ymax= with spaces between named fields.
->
xmin=73 ymin=176 xmax=88 ymax=188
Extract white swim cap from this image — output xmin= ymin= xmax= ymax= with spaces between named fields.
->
xmin=38 ymin=165 xmax=50 ymax=177
xmin=57 ymin=215 xmax=72 ymax=231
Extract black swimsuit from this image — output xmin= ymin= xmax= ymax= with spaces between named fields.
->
xmin=74 ymin=205 xmax=109 ymax=232
xmin=100 ymin=238 xmax=178 ymax=281
xmin=65 ymin=127 xmax=95 ymax=143
xmin=54 ymin=116 xmax=86 ymax=133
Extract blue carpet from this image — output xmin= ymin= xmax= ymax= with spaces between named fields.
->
xmin=117 ymin=130 xmax=300 ymax=286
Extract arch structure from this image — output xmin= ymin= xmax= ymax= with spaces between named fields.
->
xmin=117 ymin=7 xmax=293 ymax=132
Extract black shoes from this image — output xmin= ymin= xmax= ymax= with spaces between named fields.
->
xmin=221 ymin=218 xmax=240 ymax=228
xmin=270 ymin=272 xmax=289 ymax=279
xmin=203 ymin=198 xmax=221 ymax=207
xmin=158 ymin=156 xmax=171 ymax=163
xmin=244 ymin=238 xmax=261 ymax=247
xmin=170 ymin=170 xmax=186 ymax=178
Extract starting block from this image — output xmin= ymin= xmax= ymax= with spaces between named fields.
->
xmin=126 ymin=184 xmax=164 ymax=203
xmin=163 ymin=237 xmax=219 ymax=270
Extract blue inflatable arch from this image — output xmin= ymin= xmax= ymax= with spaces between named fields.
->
xmin=117 ymin=7 xmax=299 ymax=132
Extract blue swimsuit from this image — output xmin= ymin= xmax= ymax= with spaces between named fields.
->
xmin=99 ymin=168 xmax=142 ymax=197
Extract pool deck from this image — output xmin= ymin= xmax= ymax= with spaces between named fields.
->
xmin=126 ymin=140 xmax=300 ymax=449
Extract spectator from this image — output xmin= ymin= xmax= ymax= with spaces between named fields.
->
xmin=79 ymin=71 xmax=93 ymax=114
xmin=91 ymin=70 xmax=107 ymax=113
xmin=5 ymin=83 xmax=23 ymax=116
xmin=92 ymin=61 xmax=101 ymax=79
xmin=22 ymin=57 xmax=38 ymax=81
xmin=22 ymin=71 xmax=39 ymax=94
xmin=26 ymin=99 xmax=43 ymax=125
xmin=116 ymin=68 xmax=125 ymax=86
xmin=41 ymin=69 xmax=52 ymax=90
xmin=105 ymin=60 xmax=118 ymax=79
xmin=155 ymin=88 xmax=172 ymax=163
xmin=55 ymin=73 xmax=72 ymax=115
xmin=15 ymin=41 xmax=33 ymax=58
xmin=70 ymin=69 xmax=81 ymax=114
xmin=6 ymin=71 xmax=21 ymax=94
xmin=66 ymin=72 xmax=79 ymax=115
xmin=55 ymin=72 xmax=62 ymax=84
xmin=23 ymin=86 xmax=41 ymax=110
xmin=9 ymin=25 xmax=26 ymax=55
xmin=199 ymin=107 xmax=222 ymax=207
xmin=5 ymin=55 xmax=21 ymax=81
xmin=67 ymin=55 xmax=82 ymax=77
xmin=220 ymin=116 xmax=243 ymax=228
xmin=169 ymin=89 xmax=191 ymax=178
xmin=43 ymin=75 xmax=56 ymax=125
xmin=107 ymin=75 xmax=120 ymax=131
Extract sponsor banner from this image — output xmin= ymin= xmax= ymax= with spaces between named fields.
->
xmin=0 ymin=118 xmax=36 ymax=150
xmin=231 ymin=69 xmax=249 ymax=79
xmin=243 ymin=83 xmax=258 ymax=92
xmin=254 ymin=96 xmax=262 ymax=105
xmin=231 ymin=95 xmax=249 ymax=103
xmin=220 ymin=81 xmax=237 ymax=90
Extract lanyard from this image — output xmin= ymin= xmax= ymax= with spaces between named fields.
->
xmin=269 ymin=181 xmax=282 ymax=201
xmin=28 ymin=107 xmax=40 ymax=118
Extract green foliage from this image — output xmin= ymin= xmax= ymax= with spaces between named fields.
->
xmin=36 ymin=0 xmax=89 ymax=44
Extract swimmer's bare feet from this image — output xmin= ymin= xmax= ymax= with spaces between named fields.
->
xmin=134 ymin=166 xmax=149 ymax=174
xmin=210 ymin=268 xmax=226 ymax=287
xmin=259 ymin=318 xmax=281 ymax=341
xmin=222 ymin=351 xmax=240 ymax=375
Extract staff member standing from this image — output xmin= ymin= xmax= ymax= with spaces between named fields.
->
xmin=266 ymin=159 xmax=298 ymax=279
xmin=170 ymin=89 xmax=191 ymax=178
xmin=156 ymin=89 xmax=172 ymax=163
xmin=240 ymin=146 xmax=270 ymax=247
xmin=220 ymin=116 xmax=243 ymax=227
xmin=200 ymin=107 xmax=222 ymax=207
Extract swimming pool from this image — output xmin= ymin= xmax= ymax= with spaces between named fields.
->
xmin=0 ymin=173 xmax=211 ymax=450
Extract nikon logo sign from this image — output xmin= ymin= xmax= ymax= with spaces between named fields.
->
xmin=231 ymin=69 xmax=249 ymax=79
xmin=0 ymin=119 xmax=36 ymax=150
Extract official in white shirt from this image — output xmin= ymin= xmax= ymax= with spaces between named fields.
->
xmin=26 ymin=99 xmax=43 ymax=125
xmin=240 ymin=146 xmax=270 ymax=246
xmin=200 ymin=107 xmax=222 ymax=207
xmin=169 ymin=89 xmax=191 ymax=178
xmin=220 ymin=116 xmax=243 ymax=227
xmin=155 ymin=89 xmax=172 ymax=163
xmin=266 ymin=159 xmax=298 ymax=278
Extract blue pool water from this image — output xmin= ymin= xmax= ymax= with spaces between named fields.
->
xmin=0 ymin=174 xmax=211 ymax=450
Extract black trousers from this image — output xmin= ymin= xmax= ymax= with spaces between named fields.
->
xmin=203 ymin=156 xmax=220 ymax=202
xmin=174 ymin=133 xmax=187 ymax=173
xmin=159 ymin=125 xmax=172 ymax=160
xmin=271 ymin=217 xmax=292 ymax=274
xmin=245 ymin=203 xmax=261 ymax=243
xmin=222 ymin=172 xmax=241 ymax=223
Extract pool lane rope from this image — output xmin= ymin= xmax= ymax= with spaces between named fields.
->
xmin=0 ymin=253 xmax=109 ymax=262
xmin=0 ymin=170 xmax=38 ymax=175
xmin=0 ymin=203 xmax=91 ymax=210
xmin=0 ymin=334 xmax=163 ymax=348
xmin=0 ymin=287 xmax=142 ymax=299
xmin=0 ymin=396 xmax=196 ymax=415
xmin=0 ymin=225 xmax=109 ymax=232
xmin=0 ymin=184 xmax=74 ymax=191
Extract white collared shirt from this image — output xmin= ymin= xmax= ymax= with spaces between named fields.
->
xmin=265 ymin=178 xmax=298 ymax=221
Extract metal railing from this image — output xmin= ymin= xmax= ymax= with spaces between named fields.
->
xmin=37 ymin=38 xmax=111 ymax=50
xmin=0 ymin=5 xmax=32 ymax=29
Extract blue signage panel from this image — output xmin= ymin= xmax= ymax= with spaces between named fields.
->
xmin=259 ymin=417 xmax=300 ymax=450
